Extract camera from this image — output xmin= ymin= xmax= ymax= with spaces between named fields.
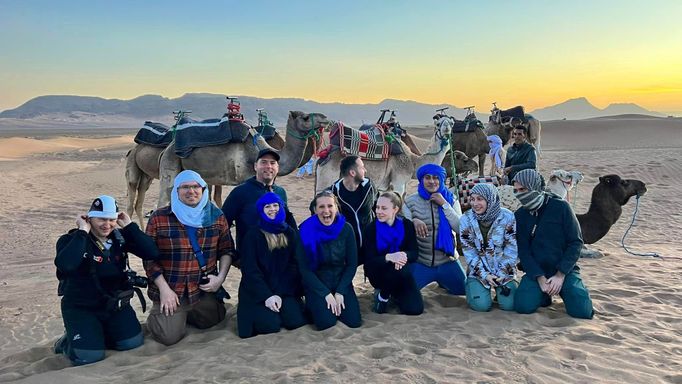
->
xmin=498 ymin=284 xmax=511 ymax=297
xmin=126 ymin=270 xmax=148 ymax=288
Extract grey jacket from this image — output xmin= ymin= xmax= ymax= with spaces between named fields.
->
xmin=402 ymin=191 xmax=462 ymax=267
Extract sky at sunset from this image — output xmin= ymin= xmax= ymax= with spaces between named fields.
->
xmin=1 ymin=0 xmax=681 ymax=114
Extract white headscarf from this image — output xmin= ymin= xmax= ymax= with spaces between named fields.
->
xmin=171 ymin=170 xmax=216 ymax=227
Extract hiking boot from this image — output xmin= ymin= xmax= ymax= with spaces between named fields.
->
xmin=54 ymin=334 xmax=67 ymax=354
xmin=372 ymin=290 xmax=388 ymax=314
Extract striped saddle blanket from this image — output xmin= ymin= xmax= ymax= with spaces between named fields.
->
xmin=456 ymin=176 xmax=502 ymax=205
xmin=329 ymin=122 xmax=391 ymax=160
xmin=134 ymin=122 xmax=173 ymax=148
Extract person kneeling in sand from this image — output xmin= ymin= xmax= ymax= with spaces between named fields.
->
xmin=402 ymin=164 xmax=466 ymax=295
xmin=459 ymin=184 xmax=518 ymax=312
xmin=298 ymin=190 xmax=362 ymax=330
xmin=144 ymin=170 xmax=236 ymax=346
xmin=512 ymin=169 xmax=594 ymax=319
xmin=362 ymin=192 xmax=424 ymax=315
xmin=237 ymin=192 xmax=308 ymax=338
xmin=54 ymin=195 xmax=158 ymax=365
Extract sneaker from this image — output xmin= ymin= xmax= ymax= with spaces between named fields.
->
xmin=53 ymin=334 xmax=67 ymax=354
xmin=372 ymin=290 xmax=388 ymax=314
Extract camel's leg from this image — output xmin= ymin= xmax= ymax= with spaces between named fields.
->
xmin=158 ymin=144 xmax=182 ymax=209
xmin=213 ymin=185 xmax=223 ymax=206
xmin=125 ymin=150 xmax=142 ymax=224
xmin=478 ymin=153 xmax=486 ymax=177
xmin=135 ymin=174 xmax=153 ymax=230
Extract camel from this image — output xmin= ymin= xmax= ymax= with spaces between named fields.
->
xmin=315 ymin=117 xmax=477 ymax=195
xmin=577 ymin=174 xmax=647 ymax=245
xmin=157 ymin=111 xmax=329 ymax=208
xmin=125 ymin=131 xmax=317 ymax=228
xmin=547 ymin=169 xmax=584 ymax=202
xmin=486 ymin=116 xmax=542 ymax=155
xmin=442 ymin=118 xmax=490 ymax=177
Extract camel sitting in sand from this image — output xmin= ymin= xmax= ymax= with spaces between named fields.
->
xmin=157 ymin=111 xmax=328 ymax=208
xmin=546 ymin=169 xmax=584 ymax=202
xmin=577 ymin=174 xmax=647 ymax=245
xmin=315 ymin=117 xmax=476 ymax=195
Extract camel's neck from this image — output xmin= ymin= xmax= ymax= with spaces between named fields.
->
xmin=278 ymin=126 xmax=310 ymax=175
xmin=412 ymin=136 xmax=450 ymax=168
xmin=583 ymin=191 xmax=623 ymax=227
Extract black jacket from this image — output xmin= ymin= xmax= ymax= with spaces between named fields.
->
xmin=361 ymin=219 xmax=418 ymax=286
xmin=55 ymin=223 xmax=158 ymax=308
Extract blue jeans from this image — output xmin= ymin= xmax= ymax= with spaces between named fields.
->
xmin=409 ymin=260 xmax=466 ymax=295
xmin=465 ymin=278 xmax=518 ymax=312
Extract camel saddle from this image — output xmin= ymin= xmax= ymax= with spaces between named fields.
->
xmin=499 ymin=106 xmax=526 ymax=122
xmin=326 ymin=122 xmax=403 ymax=161
xmin=456 ymin=176 xmax=501 ymax=206
xmin=134 ymin=121 xmax=174 ymax=148
xmin=173 ymin=116 xmax=251 ymax=158
xmin=452 ymin=117 xmax=485 ymax=134
xmin=253 ymin=124 xmax=277 ymax=140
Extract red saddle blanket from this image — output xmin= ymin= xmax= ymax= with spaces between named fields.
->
xmin=329 ymin=122 xmax=391 ymax=160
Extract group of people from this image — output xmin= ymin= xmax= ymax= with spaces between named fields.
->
xmin=54 ymin=135 xmax=593 ymax=366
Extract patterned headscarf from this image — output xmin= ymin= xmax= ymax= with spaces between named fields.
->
xmin=171 ymin=170 xmax=223 ymax=227
xmin=416 ymin=163 xmax=456 ymax=255
xmin=512 ymin=169 xmax=547 ymax=214
xmin=470 ymin=183 xmax=501 ymax=225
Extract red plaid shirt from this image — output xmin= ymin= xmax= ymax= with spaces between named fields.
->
xmin=144 ymin=206 xmax=235 ymax=305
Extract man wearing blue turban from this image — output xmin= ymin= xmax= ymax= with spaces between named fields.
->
xmin=402 ymin=163 xmax=466 ymax=295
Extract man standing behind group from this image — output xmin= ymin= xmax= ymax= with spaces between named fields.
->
xmin=144 ymin=170 xmax=235 ymax=346
xmin=222 ymin=148 xmax=297 ymax=260
xmin=504 ymin=125 xmax=537 ymax=185
xmin=323 ymin=155 xmax=377 ymax=261
xmin=402 ymin=163 xmax=466 ymax=295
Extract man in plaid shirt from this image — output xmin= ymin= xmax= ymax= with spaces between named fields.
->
xmin=144 ymin=170 xmax=235 ymax=346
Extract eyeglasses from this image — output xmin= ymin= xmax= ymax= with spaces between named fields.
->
xmin=178 ymin=185 xmax=204 ymax=192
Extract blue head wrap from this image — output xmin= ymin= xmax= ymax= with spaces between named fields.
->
xmin=256 ymin=192 xmax=288 ymax=234
xmin=171 ymin=170 xmax=223 ymax=228
xmin=416 ymin=163 xmax=456 ymax=255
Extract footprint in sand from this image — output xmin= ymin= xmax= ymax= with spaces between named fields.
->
xmin=365 ymin=345 xmax=401 ymax=359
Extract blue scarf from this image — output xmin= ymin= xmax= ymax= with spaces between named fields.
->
xmin=299 ymin=214 xmax=346 ymax=271
xmin=416 ymin=163 xmax=456 ymax=255
xmin=171 ymin=170 xmax=223 ymax=228
xmin=376 ymin=217 xmax=404 ymax=254
xmin=256 ymin=192 xmax=288 ymax=234
xmin=470 ymin=183 xmax=501 ymax=225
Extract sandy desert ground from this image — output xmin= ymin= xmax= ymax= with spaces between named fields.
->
xmin=0 ymin=117 xmax=680 ymax=383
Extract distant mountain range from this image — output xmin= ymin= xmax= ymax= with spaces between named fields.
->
xmin=529 ymin=97 xmax=666 ymax=120
xmin=0 ymin=94 xmax=667 ymax=128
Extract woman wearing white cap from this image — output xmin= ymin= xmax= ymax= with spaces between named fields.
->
xmin=54 ymin=195 xmax=158 ymax=366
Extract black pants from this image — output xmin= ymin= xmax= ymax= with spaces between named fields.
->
xmin=305 ymin=287 xmax=362 ymax=331
xmin=59 ymin=300 xmax=143 ymax=365
xmin=366 ymin=265 xmax=424 ymax=315
xmin=237 ymin=296 xmax=307 ymax=338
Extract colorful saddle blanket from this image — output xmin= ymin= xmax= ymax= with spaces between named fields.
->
xmin=456 ymin=176 xmax=502 ymax=206
xmin=174 ymin=116 xmax=251 ymax=158
xmin=329 ymin=122 xmax=391 ymax=160
xmin=134 ymin=122 xmax=174 ymax=148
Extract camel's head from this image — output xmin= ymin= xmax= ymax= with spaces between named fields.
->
xmin=597 ymin=174 xmax=647 ymax=205
xmin=435 ymin=116 xmax=453 ymax=140
xmin=288 ymin=111 xmax=330 ymax=143
xmin=442 ymin=150 xmax=479 ymax=178
xmin=549 ymin=169 xmax=584 ymax=186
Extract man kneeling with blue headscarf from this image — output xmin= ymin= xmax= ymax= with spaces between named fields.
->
xmin=144 ymin=170 xmax=237 ymax=345
xmin=402 ymin=163 xmax=466 ymax=296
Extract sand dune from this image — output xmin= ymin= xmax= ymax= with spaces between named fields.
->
xmin=0 ymin=119 xmax=681 ymax=383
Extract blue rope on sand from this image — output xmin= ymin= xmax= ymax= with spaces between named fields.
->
xmin=620 ymin=196 xmax=667 ymax=259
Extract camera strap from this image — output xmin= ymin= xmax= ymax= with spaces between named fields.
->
xmin=185 ymin=226 xmax=208 ymax=272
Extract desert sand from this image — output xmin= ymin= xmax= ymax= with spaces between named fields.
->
xmin=0 ymin=118 xmax=681 ymax=383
